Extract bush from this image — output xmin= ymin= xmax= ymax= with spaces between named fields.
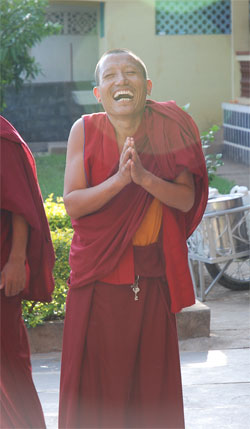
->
xmin=182 ymin=105 xmax=223 ymax=182
xmin=200 ymin=124 xmax=223 ymax=182
xmin=44 ymin=194 xmax=72 ymax=230
xmin=22 ymin=195 xmax=73 ymax=327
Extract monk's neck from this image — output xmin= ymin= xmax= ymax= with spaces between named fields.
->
xmin=108 ymin=114 xmax=143 ymax=152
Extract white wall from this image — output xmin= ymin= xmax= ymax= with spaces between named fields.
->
xmin=31 ymin=34 xmax=98 ymax=82
xmin=31 ymin=2 xmax=99 ymax=83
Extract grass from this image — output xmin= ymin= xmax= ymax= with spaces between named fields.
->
xmin=35 ymin=153 xmax=66 ymax=200
xmin=35 ymin=153 xmax=235 ymax=201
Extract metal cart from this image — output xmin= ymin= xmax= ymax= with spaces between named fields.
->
xmin=188 ymin=200 xmax=250 ymax=301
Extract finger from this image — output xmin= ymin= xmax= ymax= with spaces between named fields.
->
xmin=5 ymin=278 xmax=15 ymax=297
xmin=121 ymin=147 xmax=133 ymax=165
xmin=131 ymin=158 xmax=138 ymax=171
xmin=10 ymin=286 xmax=19 ymax=297
xmin=4 ymin=281 xmax=12 ymax=297
xmin=120 ymin=142 xmax=130 ymax=162
xmin=126 ymin=136 xmax=133 ymax=143
xmin=7 ymin=281 xmax=24 ymax=297
xmin=121 ymin=159 xmax=132 ymax=175
xmin=131 ymin=148 xmax=140 ymax=164
xmin=126 ymin=158 xmax=132 ymax=168
xmin=122 ymin=137 xmax=134 ymax=153
xmin=121 ymin=138 xmax=131 ymax=152
xmin=0 ymin=272 xmax=4 ymax=289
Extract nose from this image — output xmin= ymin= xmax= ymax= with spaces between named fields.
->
xmin=116 ymin=70 xmax=128 ymax=84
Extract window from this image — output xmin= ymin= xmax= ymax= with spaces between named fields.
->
xmin=46 ymin=6 xmax=97 ymax=35
xmin=156 ymin=0 xmax=231 ymax=36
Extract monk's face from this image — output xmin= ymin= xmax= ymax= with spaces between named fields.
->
xmin=94 ymin=53 xmax=152 ymax=119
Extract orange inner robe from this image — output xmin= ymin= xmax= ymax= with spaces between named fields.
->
xmin=133 ymin=198 xmax=162 ymax=246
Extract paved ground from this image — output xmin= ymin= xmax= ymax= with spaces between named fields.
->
xmin=31 ymin=281 xmax=250 ymax=429
xmin=31 ymin=159 xmax=250 ymax=428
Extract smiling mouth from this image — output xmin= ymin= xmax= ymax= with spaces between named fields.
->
xmin=113 ymin=90 xmax=134 ymax=102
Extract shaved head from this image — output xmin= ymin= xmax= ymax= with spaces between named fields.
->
xmin=95 ymin=49 xmax=148 ymax=85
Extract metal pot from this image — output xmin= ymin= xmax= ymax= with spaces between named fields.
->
xmin=205 ymin=194 xmax=248 ymax=255
xmin=206 ymin=194 xmax=244 ymax=212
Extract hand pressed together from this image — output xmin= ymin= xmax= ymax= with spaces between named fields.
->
xmin=117 ymin=137 xmax=133 ymax=186
xmin=117 ymin=137 xmax=148 ymax=187
xmin=116 ymin=137 xmax=195 ymax=213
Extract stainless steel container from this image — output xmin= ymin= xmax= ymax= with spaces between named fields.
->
xmin=205 ymin=194 xmax=248 ymax=255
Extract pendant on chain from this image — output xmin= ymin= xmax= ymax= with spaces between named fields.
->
xmin=131 ymin=275 xmax=140 ymax=301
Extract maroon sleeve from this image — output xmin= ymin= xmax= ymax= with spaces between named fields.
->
xmin=0 ymin=139 xmax=55 ymax=302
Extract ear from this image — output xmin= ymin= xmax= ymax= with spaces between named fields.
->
xmin=146 ymin=79 xmax=152 ymax=96
xmin=93 ymin=87 xmax=101 ymax=103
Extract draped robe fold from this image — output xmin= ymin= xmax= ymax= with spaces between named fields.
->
xmin=59 ymin=101 xmax=208 ymax=428
xmin=0 ymin=116 xmax=55 ymax=428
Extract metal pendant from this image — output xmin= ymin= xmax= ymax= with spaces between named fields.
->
xmin=131 ymin=275 xmax=140 ymax=301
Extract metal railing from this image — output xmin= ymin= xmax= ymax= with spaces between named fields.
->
xmin=188 ymin=204 xmax=250 ymax=300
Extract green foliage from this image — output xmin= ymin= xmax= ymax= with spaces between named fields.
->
xmin=44 ymin=194 xmax=72 ymax=230
xmin=182 ymin=105 xmax=223 ymax=183
xmin=200 ymin=124 xmax=223 ymax=182
xmin=209 ymin=175 xmax=235 ymax=195
xmin=0 ymin=0 xmax=61 ymax=111
xmin=22 ymin=195 xmax=73 ymax=327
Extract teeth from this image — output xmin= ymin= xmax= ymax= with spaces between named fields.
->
xmin=114 ymin=90 xmax=133 ymax=100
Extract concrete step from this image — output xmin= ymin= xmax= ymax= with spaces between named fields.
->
xmin=48 ymin=141 xmax=67 ymax=154
xmin=28 ymin=141 xmax=68 ymax=154
xmin=176 ymin=300 xmax=211 ymax=340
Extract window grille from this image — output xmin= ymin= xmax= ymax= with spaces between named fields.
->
xmin=46 ymin=9 xmax=97 ymax=35
xmin=46 ymin=11 xmax=64 ymax=33
xmin=156 ymin=0 xmax=231 ymax=36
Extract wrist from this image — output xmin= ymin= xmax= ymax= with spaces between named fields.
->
xmin=141 ymin=170 xmax=153 ymax=189
xmin=8 ymin=253 xmax=26 ymax=264
xmin=114 ymin=171 xmax=129 ymax=189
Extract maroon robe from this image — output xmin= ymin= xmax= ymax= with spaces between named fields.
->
xmin=0 ymin=116 xmax=55 ymax=428
xmin=69 ymin=100 xmax=208 ymax=312
xmin=59 ymin=101 xmax=208 ymax=428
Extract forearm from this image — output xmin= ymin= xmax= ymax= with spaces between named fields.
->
xmin=64 ymin=172 xmax=126 ymax=219
xmin=0 ymin=213 xmax=29 ymax=296
xmin=9 ymin=213 xmax=29 ymax=263
xmin=141 ymin=170 xmax=195 ymax=212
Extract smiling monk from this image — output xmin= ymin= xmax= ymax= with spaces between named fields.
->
xmin=59 ymin=49 xmax=208 ymax=429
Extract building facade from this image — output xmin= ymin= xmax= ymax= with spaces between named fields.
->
xmin=3 ymin=0 xmax=250 ymax=151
